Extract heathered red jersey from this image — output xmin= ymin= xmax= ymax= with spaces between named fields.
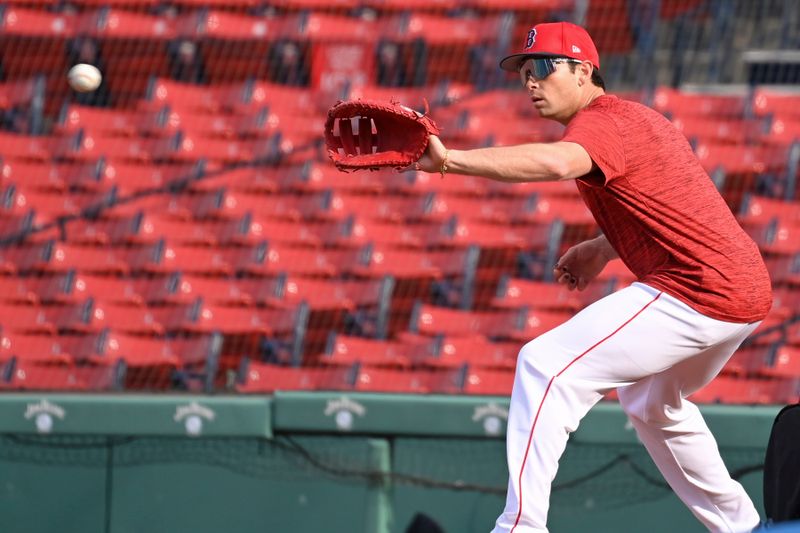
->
xmin=561 ymin=95 xmax=772 ymax=322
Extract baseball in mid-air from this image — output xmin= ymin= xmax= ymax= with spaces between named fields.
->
xmin=67 ymin=63 xmax=102 ymax=93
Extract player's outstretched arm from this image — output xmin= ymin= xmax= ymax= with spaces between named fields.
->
xmin=553 ymin=235 xmax=618 ymax=291
xmin=416 ymin=135 xmax=595 ymax=183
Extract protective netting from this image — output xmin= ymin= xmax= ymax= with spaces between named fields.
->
xmin=0 ymin=0 xmax=797 ymax=400
xmin=0 ymin=433 xmax=764 ymax=507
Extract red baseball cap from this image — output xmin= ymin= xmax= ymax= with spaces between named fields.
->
xmin=499 ymin=22 xmax=600 ymax=72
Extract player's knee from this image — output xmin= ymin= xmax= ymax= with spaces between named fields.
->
xmin=618 ymin=384 xmax=680 ymax=426
xmin=516 ymin=338 xmax=560 ymax=379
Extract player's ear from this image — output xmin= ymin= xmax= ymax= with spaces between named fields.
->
xmin=578 ymin=61 xmax=593 ymax=86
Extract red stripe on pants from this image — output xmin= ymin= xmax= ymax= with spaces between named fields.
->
xmin=510 ymin=292 xmax=662 ymax=532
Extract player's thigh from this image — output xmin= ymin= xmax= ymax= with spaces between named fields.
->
xmin=632 ymin=319 xmax=759 ymax=403
xmin=517 ymin=283 xmax=744 ymax=385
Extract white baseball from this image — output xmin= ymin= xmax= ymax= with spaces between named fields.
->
xmin=68 ymin=63 xmax=102 ymax=93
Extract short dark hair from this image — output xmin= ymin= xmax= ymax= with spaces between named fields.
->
xmin=567 ymin=62 xmax=606 ymax=90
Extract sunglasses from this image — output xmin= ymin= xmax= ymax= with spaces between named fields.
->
xmin=519 ymin=58 xmax=582 ymax=85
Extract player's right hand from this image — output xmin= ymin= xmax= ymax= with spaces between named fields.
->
xmin=553 ymin=239 xmax=611 ymax=291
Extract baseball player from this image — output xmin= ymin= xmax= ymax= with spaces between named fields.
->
xmin=415 ymin=21 xmax=772 ymax=533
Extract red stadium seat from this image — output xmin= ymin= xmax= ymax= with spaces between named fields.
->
xmin=670 ymin=116 xmax=760 ymax=145
xmin=761 ymin=345 xmax=800 ymax=379
xmin=652 ymin=86 xmax=749 ymax=118
xmin=0 ymin=78 xmax=41 ymax=109
xmin=176 ymin=11 xmax=281 ymax=83
xmin=761 ymin=116 xmax=800 ymax=147
xmin=148 ymin=243 xmax=233 ymax=276
xmin=764 ymin=254 xmax=800 ymax=285
xmin=95 ymin=331 xmax=180 ymax=368
xmin=752 ymin=88 xmax=800 ymax=119
xmin=316 ymin=333 xmax=425 ymax=368
xmin=88 ymin=301 xmax=167 ymax=335
xmin=69 ymin=273 xmax=174 ymax=306
xmin=173 ymin=275 xmax=272 ymax=307
xmin=146 ymin=78 xmax=248 ymax=114
xmin=235 ymin=359 xmax=353 ymax=393
xmin=742 ymin=219 xmax=800 ymax=255
xmin=101 ymin=161 xmax=203 ymax=195
xmin=739 ymin=195 xmax=800 ymax=225
xmin=62 ymin=214 xmax=142 ymax=245
xmin=409 ymin=302 xmax=570 ymax=342
xmin=0 ymin=132 xmax=70 ymax=162
xmin=463 ymin=367 xmax=515 ymax=395
xmin=327 ymin=191 xmax=435 ymax=222
xmin=45 ymin=242 xmax=158 ymax=275
xmin=57 ymin=104 xmax=156 ymax=137
xmin=398 ymin=333 xmax=520 ymax=370
xmin=0 ymin=160 xmax=104 ymax=192
xmin=0 ymin=359 xmax=121 ymax=391
xmin=0 ymin=276 xmax=41 ymax=304
xmin=689 ymin=375 xmax=799 ymax=405
xmin=0 ymin=332 xmax=80 ymax=364
xmin=353 ymin=367 xmax=433 ymax=394
xmin=234 ymin=243 xmax=363 ymax=278
xmin=0 ymin=242 xmax=53 ymax=274
xmin=0 ymin=303 xmax=58 ymax=334
xmin=491 ymin=277 xmax=614 ymax=312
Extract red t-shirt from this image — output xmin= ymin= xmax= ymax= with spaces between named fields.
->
xmin=562 ymin=95 xmax=772 ymax=322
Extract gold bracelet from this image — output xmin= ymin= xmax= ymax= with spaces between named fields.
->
xmin=440 ymin=150 xmax=451 ymax=179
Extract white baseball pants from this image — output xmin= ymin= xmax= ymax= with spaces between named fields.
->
xmin=492 ymin=282 xmax=761 ymax=533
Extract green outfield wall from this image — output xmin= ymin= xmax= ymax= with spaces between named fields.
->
xmin=0 ymin=393 xmax=780 ymax=533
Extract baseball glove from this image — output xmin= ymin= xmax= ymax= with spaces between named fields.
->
xmin=324 ymin=99 xmax=440 ymax=172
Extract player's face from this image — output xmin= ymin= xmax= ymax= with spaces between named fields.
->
xmin=519 ymin=58 xmax=586 ymax=123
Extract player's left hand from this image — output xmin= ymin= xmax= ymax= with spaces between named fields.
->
xmin=402 ymin=135 xmax=448 ymax=173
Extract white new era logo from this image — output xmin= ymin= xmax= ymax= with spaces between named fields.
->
xmin=572 ymin=45 xmax=581 ymax=53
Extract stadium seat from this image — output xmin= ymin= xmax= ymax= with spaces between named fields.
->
xmin=88 ymin=300 xmax=167 ymax=335
xmin=0 ymin=358 xmax=123 ymax=391
xmin=244 ymin=218 xmax=352 ymax=247
xmin=397 ymin=332 xmax=520 ymax=370
xmin=46 ymin=242 xmax=160 ymax=275
xmin=0 ymin=332 xmax=81 ymax=364
xmin=95 ymin=330 xmax=180 ymax=368
xmin=670 ymin=116 xmax=760 ymax=145
xmin=172 ymin=274 xmax=269 ymax=307
xmin=764 ymin=253 xmax=800 ymax=285
xmin=353 ymin=366 xmax=441 ymax=394
xmin=0 ymin=242 xmax=53 ymax=274
xmin=61 ymin=214 xmax=142 ymax=245
xmin=652 ymin=86 xmax=749 ymax=118
xmin=689 ymin=375 xmax=799 ymax=405
xmin=491 ymin=277 xmax=614 ymax=312
xmin=328 ymin=191 xmax=435 ymax=222
xmin=69 ymin=272 xmax=176 ymax=306
xmin=102 ymin=161 xmax=203 ymax=195
xmin=0 ymin=303 xmax=57 ymax=334
xmin=150 ymin=243 xmax=234 ymax=276
xmin=57 ymin=104 xmax=156 ymax=137
xmin=752 ymin=88 xmax=800 ymax=119
xmin=408 ymin=302 xmax=571 ymax=342
xmin=235 ymin=359 xmax=354 ymax=393
xmin=739 ymin=194 xmax=800 ymax=225
xmin=316 ymin=333 xmax=425 ymax=368
xmin=760 ymin=116 xmax=800 ymax=148
xmin=463 ymin=367 xmax=515 ymax=395
xmin=761 ymin=345 xmax=800 ymax=379
xmin=234 ymin=242 xmax=363 ymax=278
xmin=742 ymin=219 xmax=800 ymax=255
xmin=0 ymin=77 xmax=41 ymax=110
xmin=0 ymin=276 xmax=41 ymax=304
xmin=0 ymin=160 xmax=104 ymax=192
xmin=2 ymin=185 xmax=114 ymax=222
